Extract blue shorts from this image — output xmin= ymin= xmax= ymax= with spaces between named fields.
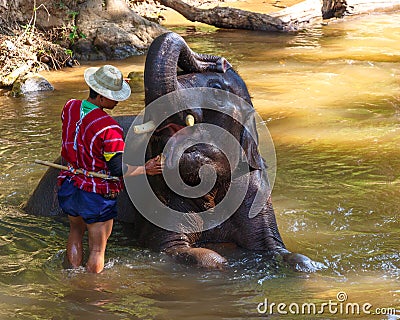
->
xmin=58 ymin=179 xmax=117 ymax=224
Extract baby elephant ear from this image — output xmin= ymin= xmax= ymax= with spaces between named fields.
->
xmin=240 ymin=117 xmax=265 ymax=170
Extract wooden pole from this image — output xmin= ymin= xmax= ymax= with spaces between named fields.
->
xmin=34 ymin=159 xmax=120 ymax=181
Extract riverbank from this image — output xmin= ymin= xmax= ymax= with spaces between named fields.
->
xmin=1 ymin=0 xmax=303 ymax=91
xmin=2 ymin=0 xmax=400 ymax=92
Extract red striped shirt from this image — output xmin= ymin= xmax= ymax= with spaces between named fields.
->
xmin=57 ymin=99 xmax=124 ymax=194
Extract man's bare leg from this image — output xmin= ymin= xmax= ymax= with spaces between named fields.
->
xmin=86 ymin=219 xmax=113 ymax=273
xmin=67 ymin=215 xmax=87 ymax=268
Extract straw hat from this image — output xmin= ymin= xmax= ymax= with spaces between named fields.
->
xmin=84 ymin=65 xmax=131 ymax=102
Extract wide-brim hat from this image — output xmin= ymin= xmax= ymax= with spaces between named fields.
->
xmin=84 ymin=65 xmax=131 ymax=102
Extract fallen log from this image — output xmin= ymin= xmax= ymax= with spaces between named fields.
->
xmin=0 ymin=62 xmax=32 ymax=87
xmin=345 ymin=0 xmax=400 ymax=15
xmin=269 ymin=0 xmax=323 ymax=31
xmin=159 ymin=0 xmax=400 ymax=32
xmin=159 ymin=0 xmax=323 ymax=32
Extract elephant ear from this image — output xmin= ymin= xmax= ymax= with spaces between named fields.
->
xmin=240 ymin=115 xmax=265 ymax=170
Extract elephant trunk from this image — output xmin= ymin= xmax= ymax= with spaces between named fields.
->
xmin=178 ymin=50 xmax=231 ymax=74
xmin=144 ymin=32 xmax=231 ymax=106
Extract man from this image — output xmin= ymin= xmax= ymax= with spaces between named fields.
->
xmin=57 ymin=65 xmax=162 ymax=273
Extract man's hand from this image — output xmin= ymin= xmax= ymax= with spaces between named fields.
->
xmin=144 ymin=155 xmax=164 ymax=176
xmin=124 ymin=155 xmax=164 ymax=177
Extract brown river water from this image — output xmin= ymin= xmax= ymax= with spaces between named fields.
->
xmin=0 ymin=12 xmax=399 ymax=320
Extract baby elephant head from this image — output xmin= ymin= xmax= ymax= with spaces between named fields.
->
xmin=130 ymin=32 xmax=264 ymax=185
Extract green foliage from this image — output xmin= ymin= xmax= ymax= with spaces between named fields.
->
xmin=64 ymin=49 xmax=73 ymax=57
xmin=68 ymin=10 xmax=79 ymax=19
xmin=68 ymin=25 xmax=86 ymax=44
xmin=66 ymin=10 xmax=86 ymax=45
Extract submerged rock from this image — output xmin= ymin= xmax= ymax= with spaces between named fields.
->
xmin=12 ymin=73 xmax=54 ymax=97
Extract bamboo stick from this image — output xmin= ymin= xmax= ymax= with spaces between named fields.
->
xmin=34 ymin=159 xmax=120 ymax=181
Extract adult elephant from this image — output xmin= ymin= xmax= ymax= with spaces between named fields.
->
xmin=24 ymin=32 xmax=321 ymax=272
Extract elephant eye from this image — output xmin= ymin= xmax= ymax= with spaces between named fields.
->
xmin=207 ymin=80 xmax=223 ymax=90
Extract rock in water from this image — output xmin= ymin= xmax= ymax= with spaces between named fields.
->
xmin=12 ymin=73 xmax=54 ymax=96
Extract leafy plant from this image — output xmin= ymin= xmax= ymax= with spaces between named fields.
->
xmin=67 ymin=11 xmax=86 ymax=45
xmin=68 ymin=25 xmax=86 ymax=44
xmin=64 ymin=49 xmax=73 ymax=57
